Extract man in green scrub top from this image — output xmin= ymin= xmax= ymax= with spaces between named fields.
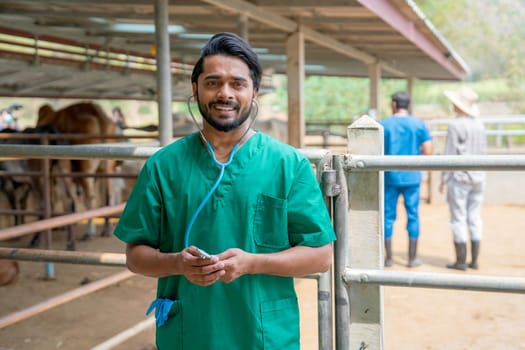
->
xmin=114 ymin=32 xmax=336 ymax=350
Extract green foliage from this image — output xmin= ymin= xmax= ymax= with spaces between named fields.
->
xmin=272 ymin=75 xmax=409 ymax=121
xmin=414 ymin=0 xmax=525 ymax=83
xmin=303 ymin=76 xmax=369 ymax=121
xmin=415 ymin=0 xmax=525 ymax=113
xmin=138 ymin=103 xmax=152 ymax=115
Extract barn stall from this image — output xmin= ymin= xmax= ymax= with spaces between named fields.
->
xmin=0 ymin=1 xmax=468 ymax=349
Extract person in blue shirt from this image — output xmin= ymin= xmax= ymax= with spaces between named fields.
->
xmin=380 ymin=91 xmax=432 ymax=267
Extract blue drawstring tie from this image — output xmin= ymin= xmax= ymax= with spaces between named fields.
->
xmin=146 ymin=298 xmax=175 ymax=327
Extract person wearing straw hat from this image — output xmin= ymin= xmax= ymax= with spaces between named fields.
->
xmin=381 ymin=91 xmax=433 ymax=268
xmin=439 ymin=87 xmax=487 ymax=271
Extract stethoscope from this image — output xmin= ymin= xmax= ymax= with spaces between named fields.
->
xmin=183 ymin=95 xmax=259 ymax=248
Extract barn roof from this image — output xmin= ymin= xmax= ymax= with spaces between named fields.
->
xmin=0 ymin=0 xmax=469 ymax=101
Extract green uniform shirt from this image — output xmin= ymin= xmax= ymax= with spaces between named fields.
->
xmin=114 ymin=132 xmax=335 ymax=350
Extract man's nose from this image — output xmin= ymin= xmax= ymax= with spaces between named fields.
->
xmin=217 ymin=84 xmax=234 ymax=99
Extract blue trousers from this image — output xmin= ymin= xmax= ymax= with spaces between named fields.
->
xmin=384 ymin=184 xmax=420 ymax=240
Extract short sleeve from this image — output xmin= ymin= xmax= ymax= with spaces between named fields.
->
xmin=114 ymin=160 xmax=163 ymax=247
xmin=419 ymin=121 xmax=432 ymax=143
xmin=287 ymin=157 xmax=336 ymax=247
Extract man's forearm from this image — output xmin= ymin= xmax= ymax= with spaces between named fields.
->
xmin=249 ymin=244 xmax=332 ymax=277
xmin=126 ymin=243 xmax=182 ymax=278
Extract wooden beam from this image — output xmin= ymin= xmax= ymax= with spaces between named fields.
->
xmin=357 ymin=0 xmax=466 ymax=79
xmin=201 ymin=0 xmax=405 ymax=77
xmin=201 ymin=0 xmax=297 ymax=32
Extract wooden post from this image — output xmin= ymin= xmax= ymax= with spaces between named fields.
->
xmin=406 ymin=77 xmax=414 ymax=113
xmin=368 ymin=62 xmax=381 ymax=119
xmin=238 ymin=13 xmax=249 ymax=41
xmin=346 ymin=115 xmax=384 ymax=349
xmin=286 ymin=29 xmax=305 ymax=147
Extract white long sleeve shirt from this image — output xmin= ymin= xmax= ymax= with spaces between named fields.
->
xmin=440 ymin=116 xmax=487 ymax=185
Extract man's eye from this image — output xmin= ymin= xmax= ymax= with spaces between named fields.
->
xmin=206 ymin=81 xmax=218 ymax=87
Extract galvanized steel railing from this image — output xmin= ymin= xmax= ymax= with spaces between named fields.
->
xmin=2 ymin=123 xmax=525 ymax=350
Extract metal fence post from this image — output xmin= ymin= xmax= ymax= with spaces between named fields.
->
xmin=346 ymin=115 xmax=384 ymax=349
xmin=333 ymin=154 xmax=350 ymax=350
xmin=318 ymin=152 xmax=336 ymax=350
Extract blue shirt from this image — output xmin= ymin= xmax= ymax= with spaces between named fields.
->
xmin=380 ymin=114 xmax=432 ymax=186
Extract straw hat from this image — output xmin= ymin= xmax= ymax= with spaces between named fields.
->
xmin=444 ymin=87 xmax=480 ymax=117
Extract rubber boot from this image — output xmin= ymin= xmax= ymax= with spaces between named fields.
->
xmin=447 ymin=242 xmax=468 ymax=271
xmin=384 ymin=239 xmax=393 ymax=267
xmin=469 ymin=240 xmax=480 ymax=269
xmin=407 ymin=239 xmax=422 ymax=267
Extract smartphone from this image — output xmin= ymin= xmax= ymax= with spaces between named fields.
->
xmin=194 ymin=247 xmax=212 ymax=259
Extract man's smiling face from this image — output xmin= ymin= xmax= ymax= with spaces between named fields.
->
xmin=193 ymin=54 xmax=257 ymax=132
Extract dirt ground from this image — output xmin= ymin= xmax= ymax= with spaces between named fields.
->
xmin=1 ymin=202 xmax=524 ymax=350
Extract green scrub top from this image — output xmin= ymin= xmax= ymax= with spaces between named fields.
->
xmin=114 ymin=132 xmax=336 ymax=350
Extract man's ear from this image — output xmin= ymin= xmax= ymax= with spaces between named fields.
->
xmin=192 ymin=83 xmax=198 ymax=101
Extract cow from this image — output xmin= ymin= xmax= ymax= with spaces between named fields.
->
xmin=37 ymin=102 xmax=118 ymax=240
xmin=0 ymin=260 xmax=19 ymax=286
xmin=0 ymin=125 xmax=77 ymax=249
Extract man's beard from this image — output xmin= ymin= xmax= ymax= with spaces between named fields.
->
xmin=197 ymin=98 xmax=253 ymax=132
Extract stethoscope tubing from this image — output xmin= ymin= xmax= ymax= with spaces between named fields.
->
xmin=183 ymin=142 xmax=238 ymax=248
xmin=183 ymin=96 xmax=258 ymax=248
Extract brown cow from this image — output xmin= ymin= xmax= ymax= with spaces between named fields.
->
xmin=1 ymin=125 xmax=78 ymax=249
xmin=37 ymin=102 xmax=118 ymax=240
xmin=0 ymin=260 xmax=19 ymax=286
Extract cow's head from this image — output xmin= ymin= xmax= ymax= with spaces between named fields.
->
xmin=37 ymin=104 xmax=56 ymax=126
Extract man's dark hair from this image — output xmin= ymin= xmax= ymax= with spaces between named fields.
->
xmin=391 ymin=91 xmax=411 ymax=110
xmin=191 ymin=32 xmax=262 ymax=91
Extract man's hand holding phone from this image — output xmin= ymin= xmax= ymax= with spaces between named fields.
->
xmin=194 ymin=247 xmax=212 ymax=259
xmin=183 ymin=246 xmax=225 ymax=286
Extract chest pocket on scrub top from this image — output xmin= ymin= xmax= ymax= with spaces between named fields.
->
xmin=253 ymin=194 xmax=289 ymax=249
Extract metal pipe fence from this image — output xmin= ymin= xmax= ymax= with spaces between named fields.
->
xmin=5 ymin=144 xmax=525 ymax=170
xmin=344 ymin=154 xmax=525 ymax=171
xmin=0 ymin=204 xmax=125 ymax=241
xmin=345 ymin=268 xmax=525 ymax=294
xmin=2 ymin=127 xmax=525 ymax=349
xmin=0 ymin=247 xmax=126 ymax=267
xmin=0 ymin=143 xmax=332 ymax=163
xmin=429 ymin=115 xmax=525 ymax=149
xmin=0 ymin=143 xmax=158 ymax=160
xmin=432 ymin=129 xmax=525 ymax=137
xmin=0 ymin=143 xmax=334 ymax=350
xmin=428 ymin=115 xmax=525 ymax=125
xmin=340 ymin=115 xmax=525 ymax=349
xmin=305 ymin=114 xmax=525 ymax=149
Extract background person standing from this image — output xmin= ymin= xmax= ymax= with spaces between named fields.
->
xmin=111 ymin=106 xmax=127 ymax=134
xmin=439 ymin=87 xmax=486 ymax=271
xmin=381 ymin=91 xmax=433 ymax=267
xmin=0 ymin=103 xmax=22 ymax=131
